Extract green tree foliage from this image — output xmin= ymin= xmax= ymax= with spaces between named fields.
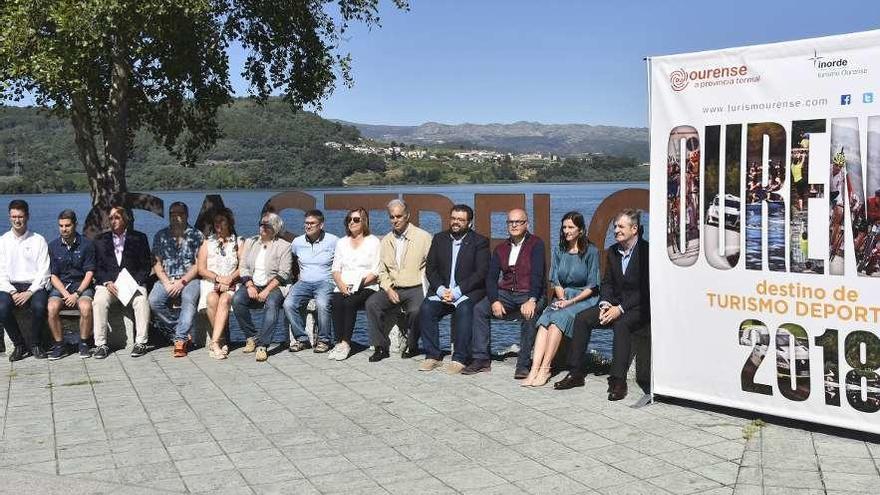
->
xmin=0 ymin=0 xmax=407 ymax=217
xmin=535 ymin=155 xmax=648 ymax=182
xmin=0 ymin=101 xmax=385 ymax=192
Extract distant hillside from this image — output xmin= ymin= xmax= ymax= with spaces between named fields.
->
xmin=348 ymin=121 xmax=649 ymax=161
xmin=0 ymin=101 xmax=648 ymax=194
xmin=0 ymin=100 xmax=384 ymax=193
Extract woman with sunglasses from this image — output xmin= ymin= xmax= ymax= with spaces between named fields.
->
xmin=197 ymin=208 xmax=244 ymax=359
xmin=231 ymin=212 xmax=292 ymax=362
xmin=522 ymin=211 xmax=599 ymax=387
xmin=327 ymin=208 xmax=381 ymax=360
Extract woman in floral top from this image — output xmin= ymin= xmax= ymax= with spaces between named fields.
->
xmin=197 ymin=208 xmax=244 ymax=359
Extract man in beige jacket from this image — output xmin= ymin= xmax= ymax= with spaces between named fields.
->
xmin=365 ymin=199 xmax=432 ymax=362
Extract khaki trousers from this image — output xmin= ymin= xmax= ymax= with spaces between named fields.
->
xmin=92 ymin=285 xmax=150 ymax=346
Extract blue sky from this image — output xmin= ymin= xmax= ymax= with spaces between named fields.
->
xmin=7 ymin=1 xmax=877 ymax=128
xmin=227 ymin=0 xmax=875 ymax=128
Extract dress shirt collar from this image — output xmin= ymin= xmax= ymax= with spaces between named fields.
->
xmin=11 ymin=229 xmax=31 ymax=241
xmin=393 ymin=224 xmax=411 ymax=240
xmin=306 ymin=230 xmax=326 ymax=245
xmin=617 ymin=237 xmax=638 ymax=257
xmin=449 ymin=230 xmax=469 ymax=243
xmin=61 ymin=233 xmax=81 ymax=249
xmin=508 ymin=231 xmax=529 ymax=247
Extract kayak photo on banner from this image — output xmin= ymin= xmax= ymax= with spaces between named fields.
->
xmin=648 ymin=29 xmax=880 ymax=434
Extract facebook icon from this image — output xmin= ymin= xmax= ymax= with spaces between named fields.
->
xmin=841 ymin=94 xmax=852 ymax=105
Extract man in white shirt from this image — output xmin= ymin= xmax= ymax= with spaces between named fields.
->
xmin=0 ymin=200 xmax=51 ymax=361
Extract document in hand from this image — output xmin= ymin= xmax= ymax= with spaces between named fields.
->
xmin=115 ymin=268 xmax=140 ymax=306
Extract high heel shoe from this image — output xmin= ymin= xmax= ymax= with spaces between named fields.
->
xmin=532 ymin=367 xmax=552 ymax=387
xmin=521 ymin=372 xmax=537 ymax=387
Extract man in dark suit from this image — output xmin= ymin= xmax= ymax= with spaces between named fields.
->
xmin=554 ymin=209 xmax=650 ymax=400
xmin=92 ymin=206 xmax=153 ymax=359
xmin=418 ymin=204 xmax=490 ymax=374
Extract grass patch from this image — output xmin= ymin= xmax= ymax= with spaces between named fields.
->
xmin=742 ymin=418 xmax=766 ymax=440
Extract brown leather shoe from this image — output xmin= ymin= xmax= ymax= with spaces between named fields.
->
xmin=608 ymin=378 xmax=628 ymax=401
xmin=172 ymin=340 xmax=187 ymax=358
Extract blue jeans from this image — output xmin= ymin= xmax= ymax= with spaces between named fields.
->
xmin=232 ymin=285 xmax=284 ymax=347
xmin=419 ymin=297 xmax=476 ymax=364
xmin=149 ymin=281 xmax=201 ymax=342
xmin=472 ymin=292 xmax=545 ymax=370
xmin=283 ymin=280 xmax=333 ymax=344
xmin=0 ymin=284 xmax=49 ymax=347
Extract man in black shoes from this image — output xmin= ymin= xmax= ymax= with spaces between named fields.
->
xmin=466 ymin=208 xmax=545 ymax=377
xmin=554 ymin=209 xmax=650 ymax=401
xmin=365 ymin=199 xmax=432 ymax=362
xmin=0 ymin=200 xmax=51 ymax=361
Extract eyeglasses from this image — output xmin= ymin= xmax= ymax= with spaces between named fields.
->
xmin=389 ymin=214 xmax=405 ymax=220
xmin=304 ymin=221 xmax=320 ymax=226
xmin=506 ymin=220 xmax=527 ymax=226
xmin=347 ymin=217 xmax=362 ymax=224
xmin=259 ymin=222 xmax=271 ymax=229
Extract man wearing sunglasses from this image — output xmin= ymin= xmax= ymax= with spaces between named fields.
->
xmin=284 ymin=209 xmax=338 ymax=353
xmin=468 ymin=208 xmax=546 ymax=377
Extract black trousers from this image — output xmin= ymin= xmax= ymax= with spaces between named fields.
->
xmin=331 ymin=289 xmax=375 ymax=344
xmin=0 ymin=283 xmax=49 ymax=348
xmin=567 ymin=305 xmax=646 ymax=380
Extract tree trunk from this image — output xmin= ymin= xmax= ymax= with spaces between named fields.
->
xmin=71 ymin=45 xmax=133 ymax=237
xmin=71 ymin=93 xmax=126 ymax=237
xmin=103 ymin=47 xmax=131 ymax=200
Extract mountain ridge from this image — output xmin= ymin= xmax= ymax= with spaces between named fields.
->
xmin=338 ymin=120 xmax=649 ymax=160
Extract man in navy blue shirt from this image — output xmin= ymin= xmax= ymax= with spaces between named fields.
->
xmin=47 ymin=210 xmax=96 ymax=359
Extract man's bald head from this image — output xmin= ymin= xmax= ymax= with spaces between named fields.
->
xmin=506 ymin=208 xmax=529 ymax=239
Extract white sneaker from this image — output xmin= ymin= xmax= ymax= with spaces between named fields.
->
xmin=334 ymin=342 xmax=350 ymax=361
xmin=327 ymin=346 xmax=341 ymax=360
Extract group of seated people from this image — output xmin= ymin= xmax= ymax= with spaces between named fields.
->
xmin=0 ymin=197 xmax=649 ymax=400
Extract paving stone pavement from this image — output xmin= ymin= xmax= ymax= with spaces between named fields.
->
xmin=1 ymin=345 xmax=879 ymax=494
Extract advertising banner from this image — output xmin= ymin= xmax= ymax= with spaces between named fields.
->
xmin=648 ymin=30 xmax=880 ymax=433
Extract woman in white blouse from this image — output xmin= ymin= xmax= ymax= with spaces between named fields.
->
xmin=328 ymin=208 xmax=380 ymax=360
xmin=197 ymin=208 xmax=244 ymax=359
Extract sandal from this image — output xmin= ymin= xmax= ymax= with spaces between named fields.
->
xmin=289 ymin=340 xmax=311 ymax=352
xmin=209 ymin=342 xmax=227 ymax=360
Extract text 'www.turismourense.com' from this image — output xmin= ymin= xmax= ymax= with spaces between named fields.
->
xmin=702 ymin=97 xmax=829 ymax=114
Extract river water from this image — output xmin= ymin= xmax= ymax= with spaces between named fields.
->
xmin=1 ymin=182 xmax=649 ymax=356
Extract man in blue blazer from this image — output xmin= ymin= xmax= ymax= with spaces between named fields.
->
xmin=418 ymin=204 xmax=490 ymax=374
xmin=92 ymin=206 xmax=153 ymax=359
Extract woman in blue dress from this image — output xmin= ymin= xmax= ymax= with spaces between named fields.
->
xmin=522 ymin=211 xmax=599 ymax=387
